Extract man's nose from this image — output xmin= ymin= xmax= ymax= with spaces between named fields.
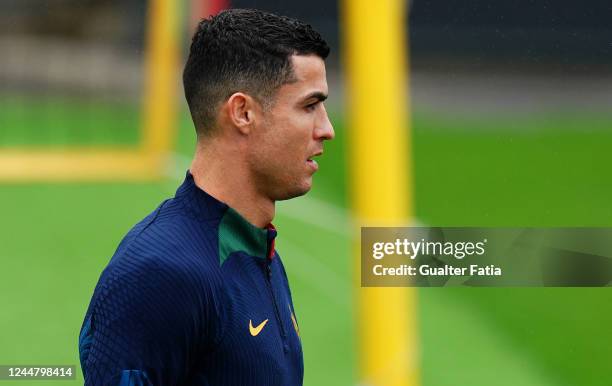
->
xmin=315 ymin=104 xmax=335 ymax=140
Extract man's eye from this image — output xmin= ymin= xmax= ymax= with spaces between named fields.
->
xmin=306 ymin=103 xmax=318 ymax=111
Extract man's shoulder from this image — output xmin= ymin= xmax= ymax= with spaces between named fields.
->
xmin=86 ymin=198 xmax=227 ymax=322
xmin=107 ymin=197 xmax=224 ymax=279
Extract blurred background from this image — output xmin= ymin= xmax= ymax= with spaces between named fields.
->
xmin=1 ymin=0 xmax=611 ymax=385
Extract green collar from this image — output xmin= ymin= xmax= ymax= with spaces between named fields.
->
xmin=218 ymin=207 xmax=276 ymax=265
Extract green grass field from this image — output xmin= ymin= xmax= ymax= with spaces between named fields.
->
xmin=0 ymin=94 xmax=140 ymax=147
xmin=0 ymin=101 xmax=611 ymax=386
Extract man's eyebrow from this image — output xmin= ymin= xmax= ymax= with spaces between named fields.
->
xmin=302 ymin=91 xmax=328 ymax=103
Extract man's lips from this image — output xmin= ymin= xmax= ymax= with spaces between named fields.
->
xmin=306 ymin=151 xmax=323 ymax=171
xmin=307 ymin=151 xmax=323 ymax=161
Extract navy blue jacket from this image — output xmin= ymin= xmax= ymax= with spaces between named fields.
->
xmin=79 ymin=173 xmax=303 ymax=385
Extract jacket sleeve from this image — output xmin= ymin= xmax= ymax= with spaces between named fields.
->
xmin=79 ymin=254 xmax=218 ymax=386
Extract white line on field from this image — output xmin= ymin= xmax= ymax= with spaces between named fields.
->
xmin=277 ymin=196 xmax=352 ymax=237
xmin=277 ymin=238 xmax=352 ymax=309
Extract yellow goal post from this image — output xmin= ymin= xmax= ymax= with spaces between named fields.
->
xmin=0 ymin=0 xmax=180 ymax=182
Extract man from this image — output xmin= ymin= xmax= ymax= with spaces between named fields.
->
xmin=78 ymin=8 xmax=334 ymax=386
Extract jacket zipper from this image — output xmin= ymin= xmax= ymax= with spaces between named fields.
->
xmin=265 ymin=260 xmax=287 ymax=342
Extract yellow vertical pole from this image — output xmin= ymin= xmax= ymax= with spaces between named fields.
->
xmin=141 ymin=0 xmax=180 ymax=168
xmin=342 ymin=0 xmax=419 ymax=385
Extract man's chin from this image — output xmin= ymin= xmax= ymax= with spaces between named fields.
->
xmin=275 ymin=180 xmax=312 ymax=201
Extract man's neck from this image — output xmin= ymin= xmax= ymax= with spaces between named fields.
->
xmin=189 ymin=143 xmax=275 ymax=228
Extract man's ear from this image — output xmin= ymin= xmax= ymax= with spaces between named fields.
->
xmin=224 ymin=92 xmax=260 ymax=135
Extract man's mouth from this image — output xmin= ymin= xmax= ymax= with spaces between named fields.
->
xmin=306 ymin=152 xmax=323 ymax=170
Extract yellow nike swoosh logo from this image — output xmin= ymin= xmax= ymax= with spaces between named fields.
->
xmin=249 ymin=319 xmax=269 ymax=336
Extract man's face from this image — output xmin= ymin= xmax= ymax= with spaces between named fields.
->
xmin=247 ymin=54 xmax=335 ymax=201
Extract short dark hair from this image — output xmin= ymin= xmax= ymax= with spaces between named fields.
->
xmin=183 ymin=8 xmax=330 ymax=136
